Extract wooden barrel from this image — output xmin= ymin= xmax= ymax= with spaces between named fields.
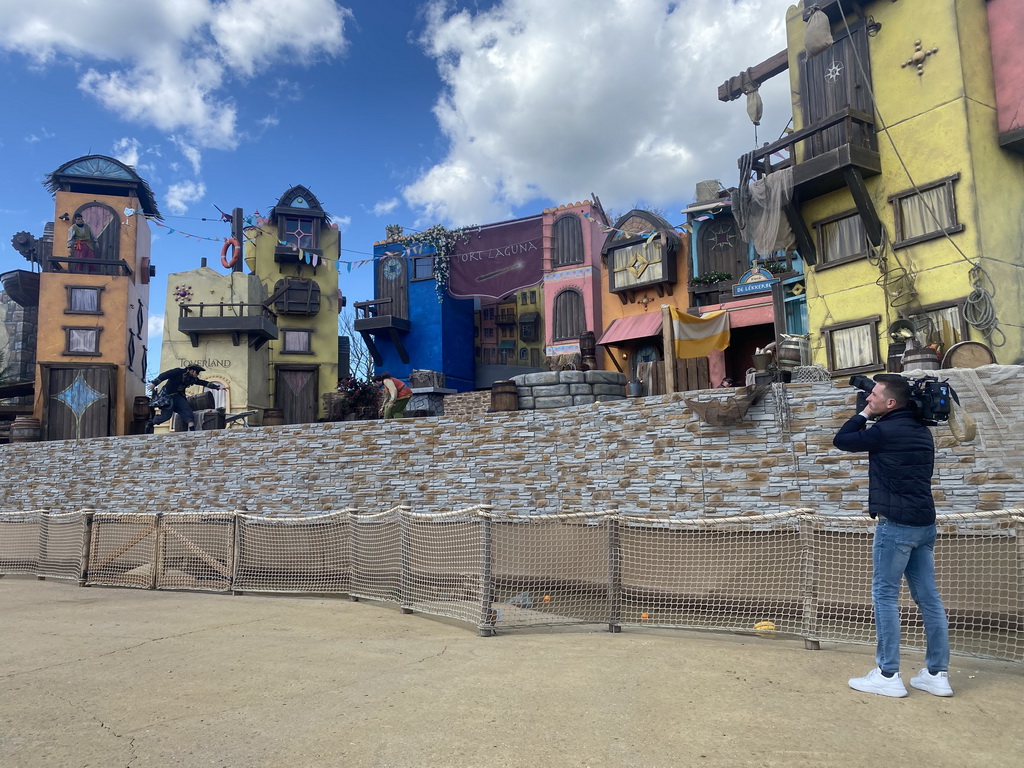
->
xmin=902 ymin=347 xmax=940 ymax=371
xmin=490 ymin=381 xmax=518 ymax=412
xmin=133 ymin=396 xmax=153 ymax=420
xmin=10 ymin=416 xmax=42 ymax=443
xmin=777 ymin=335 xmax=809 ymax=371
xmin=263 ymin=408 xmax=285 ymax=426
xmin=188 ymin=391 xmax=215 ymax=411
xmin=886 ymin=342 xmax=906 ymax=373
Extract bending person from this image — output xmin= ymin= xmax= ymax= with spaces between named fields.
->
xmin=149 ymin=364 xmax=222 ymax=432
xmin=373 ymin=372 xmax=412 ymax=419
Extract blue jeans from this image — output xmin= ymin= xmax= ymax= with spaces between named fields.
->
xmin=872 ymin=517 xmax=949 ymax=674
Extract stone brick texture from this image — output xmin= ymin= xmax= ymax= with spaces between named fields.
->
xmin=1 ymin=366 xmax=1021 ymax=518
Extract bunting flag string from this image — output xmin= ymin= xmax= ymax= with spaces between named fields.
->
xmin=134 ymin=204 xmax=726 ymax=270
xmin=580 ymin=208 xmax=724 ymax=240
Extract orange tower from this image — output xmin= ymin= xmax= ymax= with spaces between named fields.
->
xmin=34 ymin=155 xmax=160 ymax=439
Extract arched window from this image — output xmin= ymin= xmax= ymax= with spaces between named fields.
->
xmin=552 ymin=214 xmax=584 ymax=267
xmin=74 ymin=202 xmax=120 ymax=274
xmin=552 ymin=289 xmax=585 ymax=341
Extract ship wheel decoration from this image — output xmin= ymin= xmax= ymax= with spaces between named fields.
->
xmin=383 ymin=256 xmax=403 ymax=280
xmin=825 ymin=60 xmax=844 ymax=83
xmin=902 ymin=40 xmax=939 ymax=76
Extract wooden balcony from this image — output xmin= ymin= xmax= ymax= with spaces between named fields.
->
xmin=178 ymin=302 xmax=278 ymax=350
xmin=353 ymin=298 xmax=411 ymax=365
xmin=742 ymin=107 xmax=883 ymax=263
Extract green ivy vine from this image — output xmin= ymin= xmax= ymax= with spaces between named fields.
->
xmin=386 ymin=223 xmax=475 ymax=301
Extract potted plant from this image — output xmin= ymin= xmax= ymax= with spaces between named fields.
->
xmin=688 ymin=271 xmax=733 ymax=306
xmin=688 ymin=271 xmax=734 ymax=287
xmin=328 ymin=376 xmax=382 ymax=421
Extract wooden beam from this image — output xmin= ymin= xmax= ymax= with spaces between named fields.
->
xmin=718 ymin=49 xmax=789 ymax=102
xmin=783 ymin=200 xmax=817 ymax=266
xmin=843 ymin=166 xmax=883 ymax=247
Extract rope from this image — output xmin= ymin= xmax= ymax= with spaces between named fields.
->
xmin=963 ymin=263 xmax=1006 ymax=346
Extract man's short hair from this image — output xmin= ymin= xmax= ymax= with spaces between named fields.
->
xmin=873 ymin=374 xmax=910 ymax=407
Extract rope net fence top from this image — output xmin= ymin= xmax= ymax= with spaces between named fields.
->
xmin=1 ymin=506 xmax=1021 ymax=662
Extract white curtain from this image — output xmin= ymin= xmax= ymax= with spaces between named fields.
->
xmin=898 ymin=186 xmax=952 ymax=239
xmin=832 ymin=324 xmax=874 ymax=370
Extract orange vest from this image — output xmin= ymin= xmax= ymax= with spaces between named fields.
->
xmin=393 ymin=378 xmax=412 ymax=399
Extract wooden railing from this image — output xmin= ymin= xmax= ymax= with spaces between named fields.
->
xmin=178 ymin=302 xmax=277 ymax=322
xmin=746 ymin=107 xmax=877 ymax=177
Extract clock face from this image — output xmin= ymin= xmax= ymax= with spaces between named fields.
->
xmin=383 ymin=257 xmax=403 ymax=280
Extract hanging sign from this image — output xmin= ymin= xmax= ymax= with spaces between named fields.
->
xmin=732 ymin=267 xmax=779 ymax=297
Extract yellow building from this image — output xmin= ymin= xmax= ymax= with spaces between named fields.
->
xmin=34 ymin=155 xmax=159 ymax=439
xmin=158 ymin=186 xmax=340 ymax=426
xmin=721 ymin=0 xmax=1024 ymax=374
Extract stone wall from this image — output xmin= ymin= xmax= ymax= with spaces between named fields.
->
xmin=511 ymin=370 xmax=627 ymax=409
xmin=442 ymin=390 xmax=490 ymax=418
xmin=1 ymin=367 xmax=1022 ymax=517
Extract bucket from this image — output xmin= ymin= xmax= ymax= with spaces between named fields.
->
xmin=188 ymin=391 xmax=216 ymax=412
xmin=263 ymin=408 xmax=285 ymax=426
xmin=886 ymin=342 xmax=906 ymax=373
xmin=10 ymin=416 xmax=42 ymax=443
xmin=490 ymin=381 xmax=518 ymax=412
xmin=752 ymin=352 xmax=773 ymax=373
xmin=777 ymin=335 xmax=809 ymax=371
xmin=902 ymin=348 xmax=940 ymax=371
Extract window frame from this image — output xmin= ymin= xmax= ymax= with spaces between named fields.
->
xmin=411 ymin=256 xmax=434 ymax=281
xmin=889 ymin=173 xmax=963 ymax=249
xmin=821 ymin=315 xmax=883 ymax=375
xmin=280 ymin=328 xmax=314 ymax=355
xmin=813 ymin=209 xmax=868 ymax=270
xmin=64 ymin=285 xmax=104 ymax=315
xmin=62 ymin=326 xmax=102 ymax=356
xmin=552 ymin=288 xmax=586 ymax=342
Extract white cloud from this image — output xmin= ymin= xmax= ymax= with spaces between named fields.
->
xmin=24 ymin=127 xmax=55 ymax=144
xmin=148 ymin=313 xmax=165 ymax=341
xmin=112 ymin=137 xmax=142 ymax=167
xmin=165 ymin=180 xmax=207 ymax=215
xmin=0 ymin=0 xmax=352 ymax=148
xmin=406 ymin=0 xmax=794 ymax=226
xmin=171 ymin=136 xmax=203 ymax=175
xmin=372 ymin=198 xmax=400 ymax=217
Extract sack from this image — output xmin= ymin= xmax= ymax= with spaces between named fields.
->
xmin=150 ymin=389 xmax=172 ymax=409
xmin=804 ymin=8 xmax=833 ymax=57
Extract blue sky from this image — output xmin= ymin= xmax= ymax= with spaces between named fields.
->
xmin=0 ymin=0 xmax=794 ymax=368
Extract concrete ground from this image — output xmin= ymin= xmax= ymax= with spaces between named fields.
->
xmin=1 ymin=577 xmax=1021 ymax=768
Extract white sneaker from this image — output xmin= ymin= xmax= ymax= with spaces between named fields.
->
xmin=848 ymin=667 xmax=908 ymax=697
xmin=910 ymin=669 xmax=954 ymax=697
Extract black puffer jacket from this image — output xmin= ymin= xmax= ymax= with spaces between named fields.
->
xmin=833 ymin=407 xmax=936 ymax=525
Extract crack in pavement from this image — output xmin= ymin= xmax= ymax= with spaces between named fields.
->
xmin=1 ymin=617 xmax=268 ymax=680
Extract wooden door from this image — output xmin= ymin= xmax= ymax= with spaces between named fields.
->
xmin=800 ymin=23 xmax=875 ymax=156
xmin=376 ymin=253 xmax=409 ymax=320
xmin=45 ymin=365 xmax=115 ymax=440
xmin=276 ymin=366 xmax=319 ymax=425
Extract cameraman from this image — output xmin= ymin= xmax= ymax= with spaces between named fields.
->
xmin=832 ymin=374 xmax=952 ymax=698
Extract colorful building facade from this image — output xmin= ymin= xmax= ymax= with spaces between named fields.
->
xmin=158 ymin=186 xmax=341 ymax=425
xmin=31 ymin=155 xmax=159 ymax=439
xmin=722 ymin=0 xmax=1024 ymax=375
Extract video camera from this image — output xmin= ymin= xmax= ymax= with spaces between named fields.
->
xmin=849 ymin=374 xmax=958 ymax=426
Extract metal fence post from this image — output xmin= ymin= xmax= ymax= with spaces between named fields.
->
xmin=78 ymin=512 xmax=94 ymax=587
xmin=478 ymin=513 xmax=495 ymax=637
xmin=799 ymin=513 xmax=820 ymax=650
xmin=399 ymin=510 xmax=413 ymax=614
xmin=608 ymin=515 xmax=622 ymax=633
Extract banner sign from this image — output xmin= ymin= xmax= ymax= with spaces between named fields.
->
xmin=448 ymin=215 xmax=543 ymax=300
xmin=732 ymin=267 xmax=779 ymax=297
